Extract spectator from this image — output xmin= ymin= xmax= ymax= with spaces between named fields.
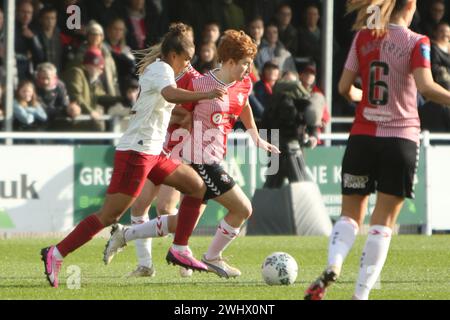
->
xmin=123 ymin=0 xmax=170 ymax=49
xmin=57 ymin=0 xmax=89 ymax=70
xmin=236 ymin=0 xmax=283 ymax=25
xmin=431 ymin=22 xmax=450 ymax=89
xmin=255 ymin=22 xmax=296 ymax=74
xmin=63 ymin=48 xmax=123 ymax=131
xmin=15 ymin=0 xmax=44 ymax=80
xmin=275 ymin=3 xmax=298 ymax=56
xmin=0 ymin=85 xmax=4 ymax=121
xmin=34 ymin=62 xmax=72 ymax=130
xmin=247 ymin=16 xmax=265 ymax=48
xmin=420 ymin=21 xmax=450 ymax=133
xmin=0 ymin=8 xmax=5 ymax=65
xmin=297 ymin=61 xmax=330 ymax=144
xmin=122 ymin=77 xmax=139 ymax=109
xmin=104 ymin=17 xmax=136 ymax=95
xmin=297 ymin=3 xmax=322 ymax=65
xmin=193 ymin=41 xmax=219 ymax=74
xmin=420 ymin=0 xmax=446 ymax=37
xmin=219 ymin=0 xmax=245 ymax=31
xmin=86 ymin=0 xmax=122 ymax=28
xmin=253 ymin=61 xmax=280 ymax=110
xmin=124 ymin=0 xmax=147 ymax=49
xmin=13 ymin=79 xmax=47 ymax=130
xmin=74 ymin=21 xmax=120 ymax=97
xmin=37 ymin=6 xmax=63 ymax=72
xmin=201 ymin=21 xmax=221 ymax=45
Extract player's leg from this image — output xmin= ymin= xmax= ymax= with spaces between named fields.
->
xmin=42 ymin=193 xmax=136 ymax=287
xmin=158 ymin=163 xmax=209 ymax=271
xmin=41 ymin=150 xmax=149 ymax=287
xmin=305 ymin=135 xmax=374 ymax=300
xmin=353 ymin=192 xmax=403 ymax=300
xmin=128 ymin=180 xmax=160 ymax=277
xmin=156 ymin=184 xmax=180 ymax=215
xmin=202 ymin=184 xmax=252 ymax=278
xmin=353 ymin=137 xmax=417 ymax=300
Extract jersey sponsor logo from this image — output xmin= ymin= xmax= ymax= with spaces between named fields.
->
xmin=363 ymin=107 xmax=393 ymax=122
xmin=420 ymin=43 xmax=431 ymax=61
xmin=211 ymin=112 xmax=238 ymax=126
xmin=343 ymin=173 xmax=369 ymax=189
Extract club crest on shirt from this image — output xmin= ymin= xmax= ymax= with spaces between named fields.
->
xmin=220 ymin=173 xmax=231 ymax=184
xmin=237 ymin=92 xmax=245 ymax=106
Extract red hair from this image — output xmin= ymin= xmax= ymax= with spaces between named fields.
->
xmin=218 ymin=30 xmax=257 ymax=63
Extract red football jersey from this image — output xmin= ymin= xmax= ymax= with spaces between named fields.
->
xmin=345 ymin=24 xmax=431 ymax=144
xmin=181 ymin=70 xmax=252 ymax=164
xmin=162 ymin=64 xmax=201 ymax=153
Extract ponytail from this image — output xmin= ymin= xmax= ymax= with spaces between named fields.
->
xmin=347 ymin=0 xmax=408 ymax=37
xmin=135 ymin=44 xmax=162 ymax=76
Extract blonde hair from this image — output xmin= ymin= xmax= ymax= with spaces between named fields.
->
xmin=135 ymin=23 xmax=194 ymax=75
xmin=347 ymin=0 xmax=408 ymax=37
xmin=135 ymin=43 xmax=162 ymax=75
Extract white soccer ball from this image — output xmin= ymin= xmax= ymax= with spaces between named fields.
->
xmin=261 ymin=252 xmax=298 ymax=285
xmin=179 ymin=267 xmax=193 ymax=278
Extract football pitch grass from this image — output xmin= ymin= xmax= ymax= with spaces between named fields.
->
xmin=1 ymin=235 xmax=450 ymax=300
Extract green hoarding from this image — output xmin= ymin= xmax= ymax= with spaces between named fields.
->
xmin=74 ymin=145 xmax=425 ymax=227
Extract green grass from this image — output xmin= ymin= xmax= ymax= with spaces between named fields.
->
xmin=1 ymin=235 xmax=450 ymax=300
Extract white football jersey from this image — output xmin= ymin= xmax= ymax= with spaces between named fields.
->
xmin=117 ymin=59 xmax=176 ymax=155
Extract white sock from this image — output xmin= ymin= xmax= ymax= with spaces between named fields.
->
xmin=125 ymin=215 xmax=170 ymax=242
xmin=327 ymin=216 xmax=359 ymax=273
xmin=131 ymin=215 xmax=152 ymax=268
xmin=171 ymin=244 xmax=188 ymax=252
xmin=52 ymin=246 xmax=63 ymax=261
xmin=354 ymin=225 xmax=392 ymax=300
xmin=205 ymin=219 xmax=240 ymax=260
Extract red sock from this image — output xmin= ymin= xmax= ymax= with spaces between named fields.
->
xmin=56 ymin=214 xmax=104 ymax=257
xmin=173 ymin=196 xmax=203 ymax=246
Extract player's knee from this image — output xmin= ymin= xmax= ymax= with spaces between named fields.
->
xmin=157 ymin=202 xmax=172 ymax=215
xmin=184 ymin=176 xmax=205 ymax=197
xmin=241 ymin=200 xmax=253 ymax=220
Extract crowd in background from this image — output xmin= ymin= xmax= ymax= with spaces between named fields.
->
xmin=0 ymin=0 xmax=449 ymax=138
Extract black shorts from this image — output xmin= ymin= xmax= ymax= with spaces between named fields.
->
xmin=341 ymin=135 xmax=419 ymax=199
xmin=190 ymin=163 xmax=236 ymax=201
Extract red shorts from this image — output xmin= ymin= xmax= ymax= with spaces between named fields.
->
xmin=107 ymin=150 xmax=180 ymax=197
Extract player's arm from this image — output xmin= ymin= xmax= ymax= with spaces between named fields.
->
xmin=338 ymin=68 xmax=363 ymax=103
xmin=413 ymin=67 xmax=450 ymax=106
xmin=161 ymin=85 xmax=226 ymax=104
xmin=169 ymin=105 xmax=193 ymax=131
xmin=239 ymin=102 xmax=281 ymax=154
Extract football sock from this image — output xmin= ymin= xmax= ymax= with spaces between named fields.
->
xmin=56 ymin=214 xmax=104 ymax=257
xmin=125 ymin=215 xmax=170 ymax=242
xmin=327 ymin=216 xmax=359 ymax=274
xmin=173 ymin=196 xmax=203 ymax=246
xmin=131 ymin=214 xmax=152 ymax=268
xmin=354 ymin=225 xmax=392 ymax=300
xmin=205 ymin=219 xmax=240 ymax=260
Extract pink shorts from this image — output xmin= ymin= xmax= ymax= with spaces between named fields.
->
xmin=107 ymin=150 xmax=180 ymax=197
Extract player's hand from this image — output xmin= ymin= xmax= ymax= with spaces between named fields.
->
xmin=207 ymin=88 xmax=227 ymax=101
xmin=256 ymin=137 xmax=281 ymax=154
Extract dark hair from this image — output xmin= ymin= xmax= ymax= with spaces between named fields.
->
xmin=136 ymin=23 xmax=194 ymax=75
xmin=39 ymin=5 xmax=58 ymax=18
xmin=262 ymin=61 xmax=279 ymax=72
xmin=161 ymin=23 xmax=194 ymax=58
